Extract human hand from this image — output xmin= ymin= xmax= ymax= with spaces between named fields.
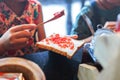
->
xmin=0 ymin=24 xmax=37 ymax=51
xmin=104 ymin=21 xmax=116 ymax=32
xmin=66 ymin=35 xmax=78 ymax=39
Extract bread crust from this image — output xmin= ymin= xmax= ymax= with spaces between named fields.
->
xmin=36 ymin=40 xmax=84 ymax=59
xmin=36 ymin=43 xmax=74 ymax=58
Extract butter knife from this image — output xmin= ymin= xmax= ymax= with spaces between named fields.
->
xmin=82 ymin=15 xmax=95 ymax=35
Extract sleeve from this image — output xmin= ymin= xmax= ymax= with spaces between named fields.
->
xmin=70 ymin=6 xmax=94 ymax=40
xmin=32 ymin=1 xmax=46 ymax=41
xmin=32 ymin=1 xmax=43 ymax=25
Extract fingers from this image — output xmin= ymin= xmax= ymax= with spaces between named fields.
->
xmin=10 ymin=38 xmax=29 ymax=48
xmin=11 ymin=24 xmax=37 ymax=32
xmin=70 ymin=35 xmax=78 ymax=39
xmin=13 ymin=30 xmax=32 ymax=39
xmin=104 ymin=21 xmax=116 ymax=28
xmin=0 ymin=24 xmax=37 ymax=51
xmin=66 ymin=35 xmax=78 ymax=39
xmin=9 ymin=24 xmax=37 ymax=42
xmin=1 ymin=37 xmax=29 ymax=51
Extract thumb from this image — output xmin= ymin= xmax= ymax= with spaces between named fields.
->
xmin=66 ymin=35 xmax=78 ymax=39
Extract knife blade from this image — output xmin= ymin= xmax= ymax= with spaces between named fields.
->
xmin=38 ymin=10 xmax=65 ymax=26
xmin=82 ymin=15 xmax=95 ymax=35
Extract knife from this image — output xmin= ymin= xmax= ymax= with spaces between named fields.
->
xmin=82 ymin=14 xmax=95 ymax=35
xmin=38 ymin=10 xmax=65 ymax=26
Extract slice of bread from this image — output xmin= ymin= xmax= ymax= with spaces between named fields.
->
xmin=36 ymin=33 xmax=85 ymax=59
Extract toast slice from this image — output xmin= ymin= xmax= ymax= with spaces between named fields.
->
xmin=36 ymin=33 xmax=85 ymax=59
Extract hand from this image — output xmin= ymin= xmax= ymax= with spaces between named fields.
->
xmin=66 ymin=35 xmax=78 ymax=39
xmin=104 ymin=21 xmax=116 ymax=32
xmin=0 ymin=24 xmax=37 ymax=51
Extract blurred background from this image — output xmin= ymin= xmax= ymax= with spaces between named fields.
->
xmin=39 ymin=0 xmax=90 ymax=37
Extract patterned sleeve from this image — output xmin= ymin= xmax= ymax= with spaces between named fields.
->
xmin=29 ymin=0 xmax=42 ymax=24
